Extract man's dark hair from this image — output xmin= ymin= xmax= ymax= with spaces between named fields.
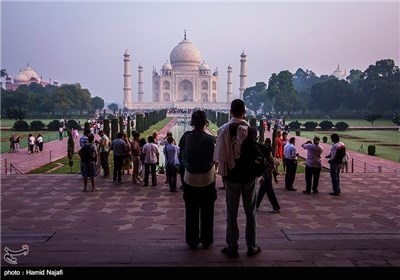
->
xmin=331 ymin=133 xmax=340 ymax=143
xmin=132 ymin=130 xmax=140 ymax=139
xmin=230 ymin=99 xmax=245 ymax=117
xmin=190 ymin=110 xmax=208 ymax=129
xmin=289 ymin=137 xmax=296 ymax=144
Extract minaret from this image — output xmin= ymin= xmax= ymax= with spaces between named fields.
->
xmin=239 ymin=50 xmax=247 ymax=100
xmin=138 ymin=63 xmax=144 ymax=103
xmin=227 ymin=64 xmax=233 ymax=103
xmin=123 ymin=49 xmax=132 ymax=109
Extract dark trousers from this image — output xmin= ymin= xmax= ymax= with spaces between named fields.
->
xmin=166 ymin=163 xmax=178 ymax=191
xmin=113 ymin=155 xmax=124 ymax=182
xmin=144 ymin=163 xmax=157 ymax=186
xmin=100 ymin=151 xmax=110 ymax=177
xmin=256 ymin=178 xmax=280 ymax=211
xmin=305 ymin=165 xmax=321 ymax=192
xmin=284 ymin=158 xmax=297 ymax=189
xmin=183 ymin=182 xmax=217 ymax=248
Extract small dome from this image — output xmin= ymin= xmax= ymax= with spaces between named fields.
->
xmin=21 ymin=66 xmax=39 ymax=81
xmin=199 ymin=60 xmax=210 ymax=70
xmin=14 ymin=73 xmax=29 ymax=83
xmin=170 ymin=38 xmax=202 ymax=66
xmin=162 ymin=60 xmax=172 ymax=70
xmin=332 ymin=64 xmax=346 ymax=79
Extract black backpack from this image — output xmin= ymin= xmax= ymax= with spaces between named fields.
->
xmin=332 ymin=145 xmax=346 ymax=164
xmin=79 ymin=144 xmax=96 ymax=163
xmin=230 ymin=124 xmax=267 ymax=178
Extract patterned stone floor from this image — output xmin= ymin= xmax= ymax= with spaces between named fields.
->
xmin=1 ymin=172 xmax=399 ymax=268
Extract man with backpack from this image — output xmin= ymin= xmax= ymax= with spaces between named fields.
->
xmin=326 ymin=133 xmax=346 ymax=196
xmin=214 ymin=99 xmax=262 ymax=258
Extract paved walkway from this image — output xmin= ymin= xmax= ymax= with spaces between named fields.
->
xmin=1 ymin=119 xmax=399 ymax=273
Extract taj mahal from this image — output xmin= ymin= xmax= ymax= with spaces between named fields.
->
xmin=122 ymin=31 xmax=247 ymax=111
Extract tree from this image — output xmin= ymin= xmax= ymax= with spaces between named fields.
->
xmin=91 ymin=96 xmax=105 ymax=112
xmin=310 ymin=78 xmax=352 ymax=113
xmin=6 ymin=107 xmax=27 ymax=120
xmin=108 ymin=103 xmax=119 ymax=115
xmin=360 ymin=59 xmax=400 ymax=113
xmin=365 ymin=114 xmax=383 ymax=126
xmin=392 ymin=113 xmax=400 ymax=126
xmin=243 ymin=82 xmax=267 ymax=116
xmin=267 ymin=70 xmax=300 ymax=115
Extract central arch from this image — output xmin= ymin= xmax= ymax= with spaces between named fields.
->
xmin=178 ymin=80 xmax=193 ymax=102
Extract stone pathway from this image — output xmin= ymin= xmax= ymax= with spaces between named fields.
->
xmin=1 ymin=118 xmax=399 ymax=270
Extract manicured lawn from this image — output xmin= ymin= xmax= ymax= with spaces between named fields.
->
xmin=1 ymin=130 xmax=65 ymax=153
xmin=300 ymin=130 xmax=400 ymax=163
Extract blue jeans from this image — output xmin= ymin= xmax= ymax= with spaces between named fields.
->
xmin=329 ymin=163 xmax=342 ymax=193
xmin=224 ymin=179 xmax=259 ymax=252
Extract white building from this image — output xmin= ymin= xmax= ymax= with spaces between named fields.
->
xmin=123 ymin=32 xmax=248 ymax=110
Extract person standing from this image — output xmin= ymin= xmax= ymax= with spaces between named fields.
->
xmin=131 ymin=131 xmax=142 ymax=184
xmin=214 ymin=99 xmax=261 ymax=258
xmin=179 ymin=110 xmax=216 ymax=250
xmin=274 ymin=131 xmax=283 ymax=175
xmin=28 ymin=134 xmax=35 ymax=154
xmin=37 ymin=134 xmax=44 ymax=152
xmin=110 ymin=132 xmax=127 ymax=183
xmin=256 ymin=138 xmax=281 ymax=213
xmin=326 ymin=133 xmax=346 ymax=196
xmin=283 ymin=137 xmax=298 ymax=191
xmin=81 ymin=134 xmax=99 ymax=192
xmin=98 ymin=130 xmax=110 ymax=178
xmin=58 ymin=126 xmax=64 ymax=140
xmin=164 ymin=136 xmax=180 ymax=192
xmin=301 ymin=136 xmax=323 ymax=194
xmin=142 ymin=136 xmax=159 ymax=186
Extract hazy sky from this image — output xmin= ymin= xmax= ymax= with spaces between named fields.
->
xmin=2 ymin=0 xmax=399 ymax=104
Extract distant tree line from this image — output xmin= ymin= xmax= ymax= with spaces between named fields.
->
xmin=243 ymin=59 xmax=400 ymax=118
xmin=1 ymin=82 xmax=105 ymax=119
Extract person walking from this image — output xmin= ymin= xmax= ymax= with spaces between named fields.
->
xmin=256 ymin=138 xmax=281 ymax=213
xmin=179 ymin=110 xmax=216 ymax=250
xmin=326 ymin=133 xmax=346 ymax=196
xmin=214 ymin=99 xmax=262 ymax=258
xmin=301 ymin=136 xmax=323 ymax=194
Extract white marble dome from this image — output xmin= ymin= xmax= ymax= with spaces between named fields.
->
xmin=199 ymin=60 xmax=210 ymax=70
xmin=14 ymin=73 xmax=29 ymax=83
xmin=170 ymin=38 xmax=202 ymax=66
xmin=162 ymin=60 xmax=172 ymax=70
xmin=21 ymin=66 xmax=39 ymax=81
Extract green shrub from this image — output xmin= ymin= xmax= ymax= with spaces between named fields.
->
xmin=30 ymin=120 xmax=45 ymax=131
xmin=288 ymin=120 xmax=302 ymax=130
xmin=47 ymin=120 xmax=61 ymax=131
xmin=13 ymin=120 xmax=29 ymax=131
xmin=319 ymin=120 xmax=334 ymax=130
xmin=335 ymin=121 xmax=349 ymax=131
xmin=303 ymin=121 xmax=318 ymax=131
xmin=66 ymin=119 xmax=81 ymax=130
xmin=368 ymin=145 xmax=376 ymax=156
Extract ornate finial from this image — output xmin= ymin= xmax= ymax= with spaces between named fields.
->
xmin=184 ymin=30 xmax=186 ymax=40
